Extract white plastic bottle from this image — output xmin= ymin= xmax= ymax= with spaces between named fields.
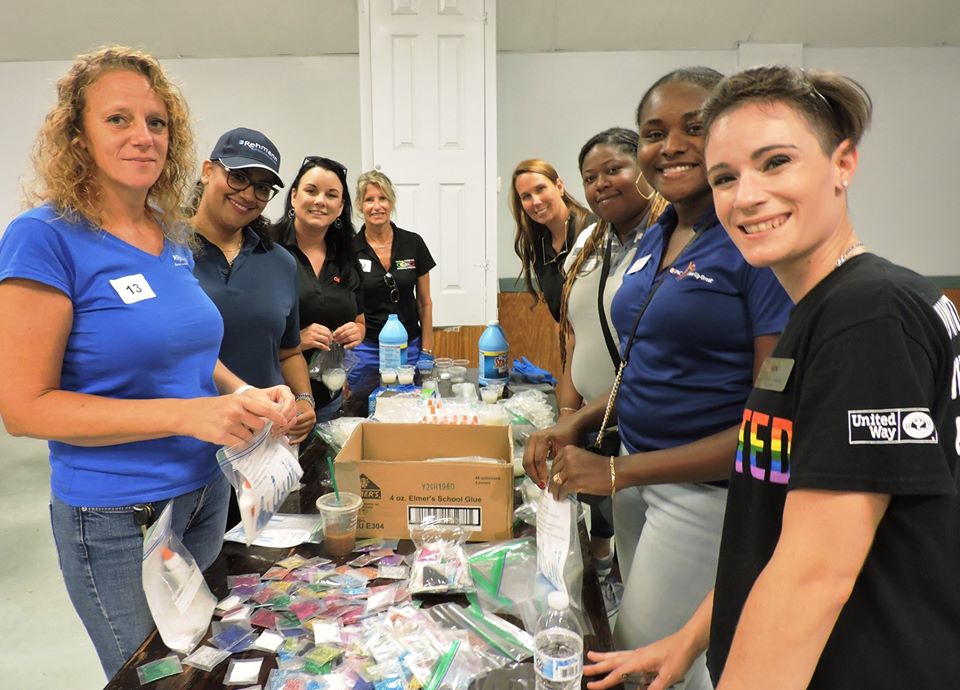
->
xmin=533 ymin=590 xmax=583 ymax=689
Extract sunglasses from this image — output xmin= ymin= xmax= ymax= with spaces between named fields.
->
xmin=383 ymin=272 xmax=400 ymax=303
xmin=215 ymin=160 xmax=279 ymax=202
xmin=300 ymin=156 xmax=348 ymax=177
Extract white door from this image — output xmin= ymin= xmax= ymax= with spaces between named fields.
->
xmin=359 ymin=0 xmax=496 ymax=327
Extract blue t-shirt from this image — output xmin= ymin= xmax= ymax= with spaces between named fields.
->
xmin=193 ymin=227 xmax=300 ymax=389
xmin=0 ymin=205 xmax=224 ymax=506
xmin=610 ymin=206 xmax=792 ymax=454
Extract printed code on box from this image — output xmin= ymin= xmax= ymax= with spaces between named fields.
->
xmin=407 ymin=505 xmax=482 ymax=531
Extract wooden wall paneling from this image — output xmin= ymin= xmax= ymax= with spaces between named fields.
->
xmin=430 ymin=292 xmax=563 ymax=376
xmin=944 ymin=288 xmax=959 ymax=312
xmin=497 ymin=291 xmax=562 ymax=378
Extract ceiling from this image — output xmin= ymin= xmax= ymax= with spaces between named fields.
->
xmin=2 ymin=0 xmax=957 ymax=62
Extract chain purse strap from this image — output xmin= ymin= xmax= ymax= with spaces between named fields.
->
xmin=593 ymin=224 xmax=705 ymax=448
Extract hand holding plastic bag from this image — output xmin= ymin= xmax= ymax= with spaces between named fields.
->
xmin=217 ymin=421 xmax=304 ymax=545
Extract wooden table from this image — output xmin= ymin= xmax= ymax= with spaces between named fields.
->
xmin=105 ymin=434 xmax=620 ymax=690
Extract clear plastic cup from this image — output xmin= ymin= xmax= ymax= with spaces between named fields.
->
xmin=380 ymin=368 xmax=397 ymax=385
xmin=480 ymin=382 xmax=504 ymax=403
xmin=316 ymin=492 xmax=362 ymax=557
xmin=434 ymin=357 xmax=453 ymax=380
xmin=397 ymin=364 xmax=416 ymax=385
xmin=450 ymin=365 xmax=467 ymax=383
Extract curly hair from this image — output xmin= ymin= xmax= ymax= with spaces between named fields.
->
xmin=509 ymin=159 xmax=592 ymax=307
xmin=558 ymin=128 xmax=668 ymax=371
xmin=27 ymin=45 xmax=196 ymax=243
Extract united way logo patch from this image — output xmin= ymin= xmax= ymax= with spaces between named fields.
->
xmin=848 ymin=408 xmax=938 ymax=444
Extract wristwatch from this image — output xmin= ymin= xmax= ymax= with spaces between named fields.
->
xmin=295 ymin=393 xmax=316 ymax=408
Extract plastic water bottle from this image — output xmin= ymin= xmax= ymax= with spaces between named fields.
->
xmin=533 ymin=590 xmax=583 ymax=689
xmin=478 ymin=319 xmax=509 ymax=386
xmin=378 ymin=314 xmax=408 ymax=371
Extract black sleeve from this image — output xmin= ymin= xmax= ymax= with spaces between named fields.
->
xmin=789 ymin=316 xmax=954 ymax=496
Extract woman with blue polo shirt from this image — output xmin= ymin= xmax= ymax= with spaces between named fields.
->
xmin=191 ymin=128 xmax=316 ymax=446
xmin=0 ymin=47 xmax=294 ymax=679
xmin=524 ymin=67 xmax=792 ymax=690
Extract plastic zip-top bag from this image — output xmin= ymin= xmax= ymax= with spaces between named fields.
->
xmin=142 ymin=502 xmax=216 ymax=654
xmin=217 ymin=421 xmax=304 ymax=545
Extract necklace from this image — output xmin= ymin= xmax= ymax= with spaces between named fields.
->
xmin=223 ymin=234 xmax=244 ymax=265
xmin=835 ymin=240 xmax=865 ymax=269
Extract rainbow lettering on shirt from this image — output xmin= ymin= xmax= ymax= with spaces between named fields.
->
xmin=735 ymin=408 xmax=792 ymax=484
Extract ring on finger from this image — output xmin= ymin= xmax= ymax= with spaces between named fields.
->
xmin=552 ymin=472 xmax=564 ymax=486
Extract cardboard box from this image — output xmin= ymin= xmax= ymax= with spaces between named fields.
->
xmin=333 ymin=423 xmax=514 ymax=542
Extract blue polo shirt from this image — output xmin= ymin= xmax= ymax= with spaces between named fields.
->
xmin=610 ymin=206 xmax=792 ymax=454
xmin=193 ymin=227 xmax=300 ymax=388
xmin=0 ymin=204 xmax=224 ymax=506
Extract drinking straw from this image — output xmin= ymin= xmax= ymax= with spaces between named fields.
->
xmin=326 ymin=455 xmax=341 ymax=504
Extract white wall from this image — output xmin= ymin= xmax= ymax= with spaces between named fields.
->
xmin=0 ymin=55 xmax=362 ymax=229
xmin=2 ymin=47 xmax=958 ymax=283
xmin=496 ymin=46 xmax=960 ymax=280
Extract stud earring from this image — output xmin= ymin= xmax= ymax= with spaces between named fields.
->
xmin=842 ymin=179 xmax=849 ymax=189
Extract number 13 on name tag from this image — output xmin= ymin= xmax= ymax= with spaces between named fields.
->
xmin=109 ymin=274 xmax=157 ymax=304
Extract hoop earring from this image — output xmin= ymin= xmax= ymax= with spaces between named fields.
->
xmin=634 ymin=170 xmax=655 ymax=201
xmin=334 ymin=218 xmax=343 ymax=229
xmin=288 ymin=208 xmax=295 ymax=219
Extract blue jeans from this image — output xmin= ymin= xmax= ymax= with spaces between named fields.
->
xmin=49 ymin=472 xmax=230 ymax=679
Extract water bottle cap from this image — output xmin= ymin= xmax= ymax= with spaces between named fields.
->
xmin=547 ymin=590 xmax=569 ymax=610
xmin=388 ymin=314 xmax=399 ymax=321
xmin=487 ymin=319 xmax=499 ymax=326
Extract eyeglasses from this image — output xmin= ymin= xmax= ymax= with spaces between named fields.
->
xmin=300 ymin=156 xmax=348 ymax=177
xmin=383 ymin=272 xmax=400 ymax=303
xmin=215 ymin=160 xmax=279 ymax=202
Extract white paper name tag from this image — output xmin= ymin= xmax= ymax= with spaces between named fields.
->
xmin=109 ymin=274 xmax=157 ymax=304
xmin=358 ymin=258 xmax=372 ymax=272
xmin=627 ymin=254 xmax=651 ymax=275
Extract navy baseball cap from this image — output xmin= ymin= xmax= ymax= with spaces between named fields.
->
xmin=210 ymin=127 xmax=284 ymax=187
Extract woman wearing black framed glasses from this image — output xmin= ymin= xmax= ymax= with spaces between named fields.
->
xmin=270 ymin=156 xmax=365 ymax=422
xmin=349 ymin=170 xmax=436 ymax=398
xmin=191 ymin=128 xmax=316 ymax=449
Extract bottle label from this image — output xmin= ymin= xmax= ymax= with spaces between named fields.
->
xmin=534 ymin=629 xmax=583 ymax=682
xmin=479 ymin=350 xmax=508 ymax=379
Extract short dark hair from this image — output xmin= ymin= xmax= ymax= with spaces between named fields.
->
xmin=635 ymin=66 xmax=725 ymax=128
xmin=701 ymin=65 xmax=872 ymax=153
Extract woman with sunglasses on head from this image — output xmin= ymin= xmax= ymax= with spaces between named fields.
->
xmin=526 ymin=67 xmax=792 ymax=690
xmin=0 ymin=47 xmax=294 ymax=678
xmin=191 ymin=128 xmax=316 ymax=447
xmin=348 ymin=170 xmax=436 ymax=397
xmin=270 ymin=156 xmax=365 ymax=423
xmin=586 ymin=65 xmax=960 ymax=690
xmin=511 ymin=159 xmax=594 ymax=323
xmin=555 ymin=127 xmax=668 ymax=598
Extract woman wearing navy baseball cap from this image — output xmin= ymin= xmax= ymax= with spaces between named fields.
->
xmin=191 ymin=127 xmax=317 ymax=450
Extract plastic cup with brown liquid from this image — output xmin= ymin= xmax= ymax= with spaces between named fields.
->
xmin=316 ymin=492 xmax=363 ymax=557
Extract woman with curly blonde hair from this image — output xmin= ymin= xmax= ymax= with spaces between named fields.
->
xmin=0 ymin=46 xmax=295 ymax=678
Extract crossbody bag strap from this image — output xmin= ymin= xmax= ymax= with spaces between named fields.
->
xmin=594 ymin=225 xmax=704 ymax=448
xmin=597 ymin=235 xmax=621 ymax=372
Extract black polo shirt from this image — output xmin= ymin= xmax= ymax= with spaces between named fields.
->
xmin=355 ymin=223 xmax=436 ymax=342
xmin=275 ymin=224 xmax=365 ymax=407
xmin=533 ymin=214 xmax=579 ymax=322
xmin=193 ymin=226 xmax=300 ymax=388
